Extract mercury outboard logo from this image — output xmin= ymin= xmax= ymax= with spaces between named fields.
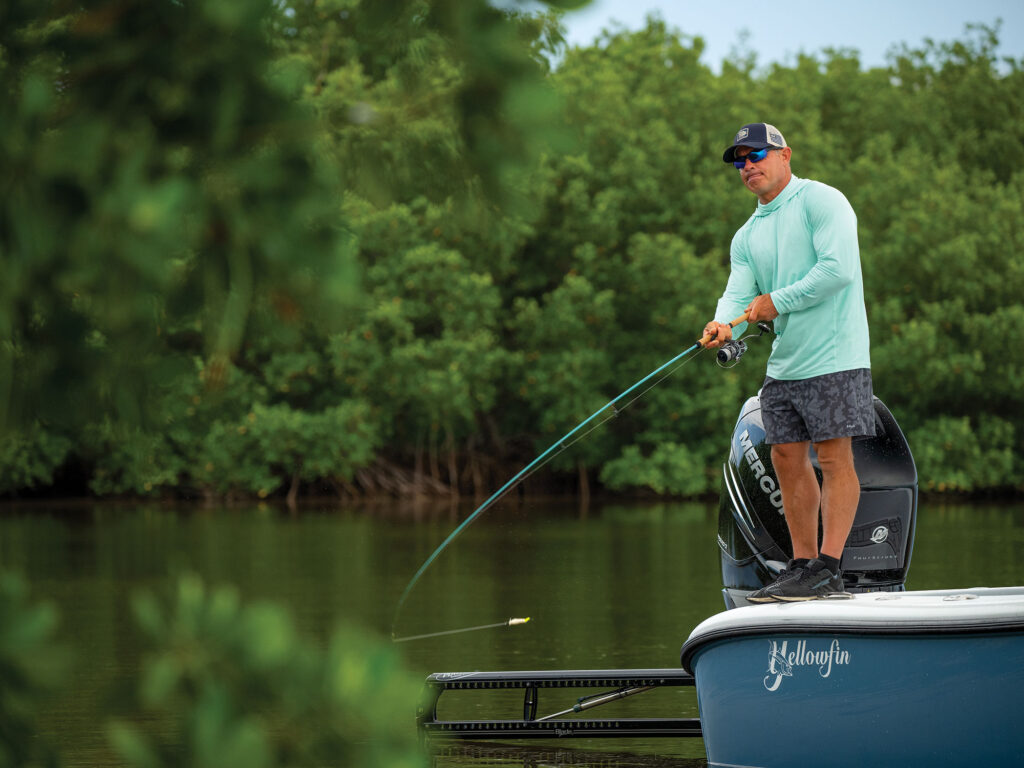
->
xmin=870 ymin=526 xmax=889 ymax=544
xmin=739 ymin=430 xmax=784 ymax=513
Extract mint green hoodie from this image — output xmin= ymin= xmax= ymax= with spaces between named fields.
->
xmin=714 ymin=175 xmax=870 ymax=380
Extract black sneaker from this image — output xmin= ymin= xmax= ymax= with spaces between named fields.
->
xmin=767 ymin=559 xmax=853 ymax=602
xmin=746 ymin=560 xmax=808 ymax=604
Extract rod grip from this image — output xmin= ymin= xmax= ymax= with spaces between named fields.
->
xmin=698 ymin=313 xmax=749 ymax=347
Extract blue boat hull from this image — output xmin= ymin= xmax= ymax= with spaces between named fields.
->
xmin=689 ymin=630 xmax=1024 ymax=768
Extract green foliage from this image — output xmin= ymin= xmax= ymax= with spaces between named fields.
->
xmin=1 ymin=0 xmax=355 ymax=433
xmin=511 ymin=274 xmax=616 ymax=433
xmin=2 ymin=7 xmax=1023 ymax=498
xmin=193 ymin=401 xmax=380 ymax=498
xmin=0 ymin=572 xmax=64 ymax=768
xmin=0 ymin=568 xmax=426 ymax=768
xmin=1 ymin=0 xmax=574 ymax=500
xmin=600 ymin=442 xmax=710 ymax=496
xmin=533 ymin=19 xmax=1024 ymax=495
xmin=332 ymin=240 xmax=505 ymax=436
xmin=86 ymin=423 xmax=184 ymax=497
xmin=0 ymin=425 xmax=71 ymax=496
xmin=909 ymin=415 xmax=1017 ymax=493
xmin=111 ymin=574 xmax=425 ymax=768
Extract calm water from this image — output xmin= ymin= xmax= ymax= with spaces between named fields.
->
xmin=2 ymin=498 xmax=1024 ymax=767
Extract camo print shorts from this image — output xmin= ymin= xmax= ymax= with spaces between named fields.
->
xmin=760 ymin=368 xmax=875 ymax=445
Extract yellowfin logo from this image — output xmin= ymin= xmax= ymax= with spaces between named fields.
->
xmin=763 ymin=639 xmax=851 ymax=692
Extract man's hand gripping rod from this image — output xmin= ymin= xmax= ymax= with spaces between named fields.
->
xmin=698 ymin=313 xmax=749 ymax=349
xmin=698 ymin=313 xmax=749 ymax=348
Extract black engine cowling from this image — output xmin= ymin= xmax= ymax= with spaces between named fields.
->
xmin=718 ymin=395 xmax=918 ymax=609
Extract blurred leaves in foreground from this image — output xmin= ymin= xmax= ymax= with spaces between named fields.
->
xmin=1 ymin=0 xmax=357 ymax=430
xmin=0 ymin=568 xmax=425 ymax=768
xmin=0 ymin=573 xmax=65 ymax=768
xmin=112 ymin=574 xmax=424 ymax=768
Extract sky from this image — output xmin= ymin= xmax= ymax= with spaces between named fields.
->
xmin=551 ymin=0 xmax=1024 ymax=71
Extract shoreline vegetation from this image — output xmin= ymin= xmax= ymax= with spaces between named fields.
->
xmin=3 ymin=2 xmax=1023 ymax=506
xmin=1 ymin=487 xmax=1016 ymax=517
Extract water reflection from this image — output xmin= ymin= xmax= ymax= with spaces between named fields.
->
xmin=430 ymin=742 xmax=706 ymax=768
xmin=0 ymin=499 xmax=1022 ymax=767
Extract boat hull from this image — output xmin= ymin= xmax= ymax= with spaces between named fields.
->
xmin=681 ymin=589 xmax=1024 ymax=768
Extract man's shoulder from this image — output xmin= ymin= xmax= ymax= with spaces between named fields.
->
xmin=795 ymin=178 xmax=852 ymax=209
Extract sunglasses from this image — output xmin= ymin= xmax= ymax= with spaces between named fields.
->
xmin=733 ymin=147 xmax=775 ymax=169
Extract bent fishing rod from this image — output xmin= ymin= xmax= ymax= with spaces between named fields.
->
xmin=390 ymin=313 xmax=750 ymax=641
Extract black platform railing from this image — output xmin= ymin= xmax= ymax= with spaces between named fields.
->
xmin=418 ymin=668 xmax=702 ymax=739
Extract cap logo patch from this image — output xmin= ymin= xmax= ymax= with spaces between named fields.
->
xmin=736 ymin=127 xmax=749 ymax=141
xmin=769 ymin=131 xmax=782 ymax=144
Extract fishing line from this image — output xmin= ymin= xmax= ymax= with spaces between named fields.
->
xmin=392 ymin=617 xmax=530 ymax=643
xmin=391 ymin=314 xmax=750 ymax=640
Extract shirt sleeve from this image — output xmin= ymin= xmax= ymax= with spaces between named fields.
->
xmin=715 ymin=227 xmax=759 ymax=334
xmin=770 ymin=184 xmax=859 ymax=314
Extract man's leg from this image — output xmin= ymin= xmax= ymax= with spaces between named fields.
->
xmin=745 ymin=440 xmax=821 ymax=603
xmin=760 ymin=437 xmax=858 ymax=602
xmin=813 ymin=436 xmax=859 ymax=560
xmin=770 ymin=441 xmax=820 ymax=560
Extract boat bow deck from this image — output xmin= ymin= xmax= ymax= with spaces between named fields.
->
xmin=682 ymin=586 xmax=1024 ymax=670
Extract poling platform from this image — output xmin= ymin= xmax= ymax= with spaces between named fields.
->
xmin=418 ymin=668 xmax=701 ymax=739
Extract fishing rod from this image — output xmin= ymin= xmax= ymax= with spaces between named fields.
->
xmin=390 ymin=313 xmax=750 ymax=640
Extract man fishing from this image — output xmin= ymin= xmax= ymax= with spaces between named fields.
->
xmin=702 ymin=123 xmax=873 ymax=602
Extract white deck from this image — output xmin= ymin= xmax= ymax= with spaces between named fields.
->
xmin=689 ymin=586 xmax=1024 ymax=642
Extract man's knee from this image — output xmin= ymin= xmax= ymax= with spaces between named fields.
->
xmin=812 ymin=437 xmax=854 ymax=474
xmin=771 ymin=441 xmax=810 ymax=471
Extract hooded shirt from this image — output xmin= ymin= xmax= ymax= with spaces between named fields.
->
xmin=714 ymin=175 xmax=871 ymax=380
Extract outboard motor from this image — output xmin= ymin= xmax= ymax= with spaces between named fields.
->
xmin=718 ymin=395 xmax=917 ymax=609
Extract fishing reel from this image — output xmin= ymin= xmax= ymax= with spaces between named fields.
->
xmin=715 ymin=322 xmax=773 ymax=368
xmin=717 ymin=339 xmax=747 ymax=364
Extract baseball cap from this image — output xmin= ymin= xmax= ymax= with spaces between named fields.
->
xmin=722 ymin=123 xmax=787 ymax=163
